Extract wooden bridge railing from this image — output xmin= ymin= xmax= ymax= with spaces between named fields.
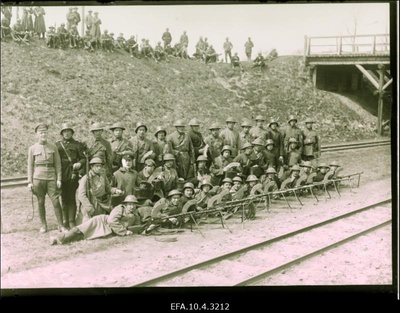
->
xmin=304 ymin=34 xmax=390 ymax=57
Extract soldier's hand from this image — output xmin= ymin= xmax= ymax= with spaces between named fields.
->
xmin=27 ymin=183 xmax=33 ymax=192
xmin=279 ymin=156 xmax=284 ymax=164
xmin=115 ymin=188 xmax=123 ymax=195
xmin=125 ymin=230 xmax=133 ymax=236
xmin=73 ymin=163 xmax=81 ymax=170
xmin=56 ymin=180 xmax=62 ymax=189
xmin=87 ymin=208 xmax=95 ymax=217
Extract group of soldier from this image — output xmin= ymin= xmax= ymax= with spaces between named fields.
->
xmin=27 ymin=114 xmax=341 ymax=246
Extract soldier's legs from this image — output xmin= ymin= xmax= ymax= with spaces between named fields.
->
xmin=51 ymin=227 xmax=84 ymax=245
xmin=61 ymin=180 xmax=79 ymax=229
xmin=46 ymin=180 xmax=64 ymax=229
xmin=33 ymin=179 xmax=48 ymax=232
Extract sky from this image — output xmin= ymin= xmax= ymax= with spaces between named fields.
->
xmin=3 ymin=2 xmax=391 ymax=59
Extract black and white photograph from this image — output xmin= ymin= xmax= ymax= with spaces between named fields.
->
xmin=0 ymin=0 xmax=398 ymax=304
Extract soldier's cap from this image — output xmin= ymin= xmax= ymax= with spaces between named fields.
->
xmin=222 ymin=177 xmax=233 ymax=184
xmin=221 ymin=145 xmax=232 ymax=154
xmin=252 ymin=138 xmax=265 ymax=146
xmin=266 ymin=139 xmax=274 ymax=146
xmin=188 ymin=118 xmax=200 ymax=126
xmin=167 ymin=189 xmax=182 ymax=198
xmin=154 ymin=126 xmax=167 ymax=136
xmin=225 ymin=117 xmax=236 ymax=123
xmin=290 ymin=164 xmax=301 ymax=172
xmin=300 ymin=161 xmax=313 ymax=168
xmin=90 ymin=122 xmax=104 ymax=132
xmin=60 ymin=122 xmax=74 ymax=135
xmin=268 ymin=119 xmax=279 ymax=127
xmin=233 ymin=176 xmax=242 ymax=183
xmin=200 ymin=180 xmax=212 ymax=188
xmin=183 ymin=182 xmax=195 ymax=191
xmin=121 ymin=151 xmax=135 ymax=160
xmin=330 ymin=161 xmax=340 ymax=167
xmin=317 ymin=163 xmax=330 ymax=169
xmin=123 ymin=195 xmax=138 ymax=204
xmin=266 ymin=167 xmax=277 ymax=174
xmin=135 ymin=122 xmax=147 ymax=133
xmin=241 ymin=120 xmax=252 ymax=128
xmin=163 ymin=153 xmax=175 ymax=161
xmin=246 ymin=175 xmax=259 ymax=182
xmin=288 ymin=115 xmax=298 ymax=123
xmin=174 ymin=119 xmax=186 ymax=127
xmin=288 ymin=137 xmax=298 ymax=143
xmin=209 ymin=123 xmax=221 ymax=130
xmin=196 ymin=155 xmax=208 ymax=163
xmin=89 ymin=157 xmax=104 ymax=165
xmin=255 ymin=115 xmax=265 ymax=121
xmin=144 ymin=159 xmax=156 ymax=167
xmin=304 ymin=118 xmax=315 ymax=124
xmin=240 ymin=142 xmax=253 ymax=150
xmin=109 ymin=122 xmax=126 ymax=131
xmin=35 ymin=123 xmax=48 ymax=133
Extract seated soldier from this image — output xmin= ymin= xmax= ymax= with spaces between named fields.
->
xmin=151 ymin=153 xmax=178 ymax=197
xmin=205 ymin=44 xmax=218 ymax=65
xmin=212 ymin=177 xmax=233 ymax=202
xmin=134 ymin=180 xmax=155 ymax=207
xmin=1 ymin=16 xmax=11 ymax=41
xmin=230 ymin=176 xmax=244 ymax=196
xmin=11 ymin=19 xmax=29 ymax=44
xmin=329 ymin=160 xmax=341 ymax=177
xmin=234 ymin=142 xmax=253 ymax=178
xmin=45 ymin=26 xmax=57 ymax=48
xmin=281 ymin=137 xmax=302 ymax=180
xmin=154 ymin=41 xmax=165 ymax=62
xmin=50 ymin=195 xmax=144 ymax=245
xmin=210 ymin=145 xmax=233 ymax=186
xmin=115 ymin=33 xmax=126 ymax=50
xmin=264 ymin=139 xmax=279 ymax=170
xmin=189 ymin=155 xmax=211 ymax=189
xmin=138 ymin=159 xmax=156 ymax=182
xmin=299 ymin=161 xmax=314 ymax=180
xmin=126 ymin=35 xmax=139 ymax=57
xmin=251 ymin=52 xmax=266 ymax=72
xmin=280 ymin=164 xmax=301 ymax=189
xmin=262 ymin=167 xmax=281 ymax=192
xmin=250 ymin=138 xmax=268 ymax=175
xmin=231 ymin=52 xmax=243 ymax=71
xmin=195 ymin=179 xmax=213 ymax=209
xmin=57 ymin=23 xmax=69 ymax=49
xmin=109 ymin=33 xmax=116 ymax=51
xmin=83 ymin=30 xmax=95 ymax=52
xmin=313 ymin=163 xmax=331 ymax=183
xmin=149 ymin=189 xmax=183 ymax=229
xmin=164 ymin=43 xmax=174 ymax=56
xmin=69 ymin=25 xmax=80 ymax=48
xmin=101 ymin=30 xmax=113 ymax=53
xmin=245 ymin=175 xmax=260 ymax=195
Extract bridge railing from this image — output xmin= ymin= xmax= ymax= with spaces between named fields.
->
xmin=304 ymin=34 xmax=390 ymax=56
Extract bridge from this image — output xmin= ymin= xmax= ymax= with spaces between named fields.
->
xmin=304 ymin=34 xmax=392 ymax=135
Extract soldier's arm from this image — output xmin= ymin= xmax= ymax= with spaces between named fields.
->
xmin=77 ymin=176 xmax=95 ymax=213
xmin=107 ymin=206 xmax=132 ymax=236
xmin=105 ymin=141 xmax=113 ymax=169
xmin=53 ymin=144 xmax=62 ymax=182
xmin=27 ymin=145 xmax=34 ymax=184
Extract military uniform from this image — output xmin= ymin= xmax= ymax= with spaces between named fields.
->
xmin=220 ymin=119 xmax=240 ymax=158
xmin=113 ymin=167 xmax=140 ymax=197
xmin=203 ymin=124 xmax=223 ymax=165
xmin=265 ymin=127 xmax=284 ymax=161
xmin=282 ymin=116 xmax=303 ymax=152
xmin=130 ymin=136 xmax=155 ymax=172
xmin=301 ymin=118 xmax=320 ymax=161
xmin=162 ymin=29 xmax=172 ymax=48
xmin=187 ymin=130 xmax=205 ymax=160
xmin=109 ymin=123 xmax=133 ymax=173
xmin=84 ymin=137 xmax=112 ymax=178
xmin=210 ymin=154 xmax=233 ymax=186
xmin=245 ymin=38 xmax=254 ymax=60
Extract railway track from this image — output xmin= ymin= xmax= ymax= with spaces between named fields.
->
xmin=0 ymin=139 xmax=390 ymax=189
xmin=131 ymin=199 xmax=391 ymax=287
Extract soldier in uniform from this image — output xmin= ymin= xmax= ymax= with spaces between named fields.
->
xmin=203 ymin=123 xmax=223 ymax=167
xmin=189 ymin=155 xmax=211 ymax=189
xmin=281 ymin=137 xmax=302 ymax=180
xmin=28 ymin=123 xmax=65 ymax=234
xmin=56 ymin=123 xmax=86 ymax=229
xmin=244 ymin=37 xmax=254 ymax=61
xmin=262 ymin=167 xmax=281 ymax=191
xmin=109 ymin=122 xmax=133 ymax=173
xmin=314 ymin=163 xmax=331 ymax=183
xmin=113 ymin=151 xmax=140 ymax=200
xmin=150 ymin=189 xmax=183 ymax=229
xmin=187 ymin=118 xmax=206 ymax=161
xmin=195 ymin=179 xmax=213 ymax=209
xmin=151 ymin=153 xmax=178 ymax=196
xmin=238 ymin=119 xmax=253 ymax=151
xmin=251 ymin=53 xmax=266 ymax=72
xmin=126 ymin=35 xmax=139 ymax=57
xmin=85 ymin=10 xmax=93 ymax=32
xmin=78 ymin=158 xmax=123 ymax=223
xmin=162 ymin=27 xmax=172 ymax=49
xmin=282 ymin=115 xmax=303 ymax=153
xmin=45 ymin=26 xmax=57 ymax=48
xmin=137 ymin=159 xmax=156 ymax=183
xmin=250 ymin=137 xmax=268 ymax=174
xmin=233 ymin=142 xmax=253 ymax=178
xmin=231 ymin=52 xmax=242 ymax=71
xmin=84 ymin=122 xmax=113 ymax=181
xmin=167 ymin=119 xmax=195 ymax=180
xmin=265 ymin=118 xmax=285 ymax=171
xmin=281 ymin=164 xmax=301 ymax=189
xmin=264 ymin=139 xmax=279 ymax=170
xmin=301 ymin=118 xmax=321 ymax=163
xmin=249 ymin=115 xmax=267 ymax=141
xmin=152 ymin=126 xmax=171 ymax=168
xmin=56 ymin=23 xmax=69 ymax=49
xmin=69 ymin=24 xmax=80 ymax=48
xmin=223 ymin=37 xmax=233 ymax=63
xmin=90 ymin=12 xmax=101 ymax=49
xmin=154 ymin=41 xmax=166 ymax=62
xmin=210 ymin=145 xmax=233 ymax=186
xmin=205 ymin=44 xmax=218 ymax=65
xmin=130 ymin=122 xmax=156 ymax=172
xmin=220 ymin=117 xmax=240 ymax=158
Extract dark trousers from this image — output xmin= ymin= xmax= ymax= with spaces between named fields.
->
xmin=33 ymin=179 xmax=63 ymax=228
xmin=61 ymin=180 xmax=79 ymax=228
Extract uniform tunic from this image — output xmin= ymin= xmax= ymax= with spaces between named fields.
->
xmin=284 ymin=148 xmax=302 ymax=167
xmin=210 ymin=155 xmax=233 ymax=185
xmin=113 ymin=167 xmax=140 ymax=196
xmin=187 ymin=129 xmax=205 ymax=158
xmin=265 ymin=129 xmax=284 ymax=158
xmin=238 ymin=131 xmax=252 ymax=151
xmin=28 ymin=142 xmax=62 ymax=183
xmin=130 ymin=136 xmax=156 ymax=172
xmin=233 ymin=153 xmax=252 ymax=177
xmin=56 ymin=138 xmax=85 ymax=182
xmin=263 ymin=149 xmax=279 ymax=170
xmin=219 ymin=128 xmax=240 ymax=157
xmin=84 ymin=137 xmax=113 ymax=177
xmin=203 ymin=134 xmax=223 ymax=163
xmin=301 ymin=128 xmax=320 ymax=158
xmin=249 ymin=126 xmax=267 ymax=141
xmin=109 ymin=136 xmax=133 ymax=172
xmin=152 ymin=166 xmax=178 ymax=195
xmin=152 ymin=139 xmax=171 ymax=168
xmin=282 ymin=125 xmax=303 ymax=152
xmin=167 ymin=131 xmax=195 ymax=180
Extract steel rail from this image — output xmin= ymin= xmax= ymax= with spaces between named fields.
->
xmin=130 ymin=199 xmax=391 ymax=287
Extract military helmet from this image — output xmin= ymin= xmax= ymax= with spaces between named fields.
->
xmin=240 ymin=142 xmax=253 ymax=150
xmin=135 ymin=122 xmax=147 ymax=133
xmin=183 ymin=182 xmax=195 ymax=191
xmin=35 ymin=123 xmax=48 ymax=133
xmin=241 ymin=120 xmax=252 ymax=128
xmin=90 ymin=122 xmax=104 ymax=132
xmin=196 ymin=155 xmax=208 ymax=163
xmin=252 ymin=138 xmax=265 ymax=146
xmin=246 ymin=175 xmax=259 ymax=182
xmin=89 ymin=157 xmax=104 ymax=165
xmin=268 ymin=118 xmax=279 ymax=127
xmin=255 ymin=115 xmax=265 ymax=121
xmin=232 ymin=176 xmax=243 ymax=183
xmin=266 ymin=167 xmax=277 ymax=174
xmin=222 ymin=177 xmax=233 ymax=184
xmin=188 ymin=118 xmax=200 ymax=126
xmin=290 ymin=164 xmax=301 ymax=172
xmin=225 ymin=117 xmax=236 ymax=123
xmin=123 ymin=195 xmax=138 ymax=204
xmin=288 ymin=115 xmax=298 ymax=123
xmin=154 ymin=126 xmax=167 ymax=136
xmin=304 ymin=118 xmax=315 ymax=124
xmin=300 ymin=161 xmax=313 ymax=168
xmin=317 ymin=163 xmax=330 ymax=169
xmin=330 ymin=160 xmax=340 ymax=167
xmin=221 ymin=145 xmax=232 ymax=154
xmin=109 ymin=122 xmax=126 ymax=131
xmin=163 ymin=153 xmax=175 ymax=161
xmin=200 ymin=179 xmax=212 ymax=188
xmin=288 ymin=137 xmax=298 ymax=144
xmin=209 ymin=123 xmax=221 ymax=130
xmin=60 ymin=122 xmax=74 ymax=135
xmin=265 ymin=139 xmax=274 ymax=146
xmin=174 ymin=119 xmax=186 ymax=127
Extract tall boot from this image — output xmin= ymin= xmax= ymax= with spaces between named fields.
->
xmin=50 ymin=227 xmax=83 ymax=245
xmin=37 ymin=197 xmax=47 ymax=233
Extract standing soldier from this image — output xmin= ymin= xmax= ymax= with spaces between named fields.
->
xmin=27 ymin=123 xmax=65 ymax=233
xmin=151 ymin=153 xmax=179 ymax=196
xmin=301 ymin=118 xmax=321 ymax=163
xmin=210 ymin=145 xmax=234 ymax=186
xmin=152 ymin=126 xmax=171 ymax=168
xmin=238 ymin=119 xmax=253 ymax=151
xmin=66 ymin=7 xmax=75 ymax=30
xmin=282 ymin=115 xmax=303 ymax=154
xmin=113 ymin=151 xmax=140 ymax=199
xmin=249 ymin=115 xmax=267 ymax=141
xmin=233 ymin=142 xmax=253 ymax=178
xmin=85 ymin=10 xmax=93 ymax=32
xmin=84 ymin=122 xmax=113 ymax=181
xmin=109 ymin=122 xmax=133 ymax=174
xmin=264 ymin=139 xmax=279 ymax=170
xmin=220 ymin=117 xmax=240 ymax=158
xmin=162 ymin=27 xmax=172 ymax=49
xmin=203 ymin=123 xmax=223 ymax=167
xmin=223 ymin=37 xmax=233 ymax=63
xmin=265 ymin=118 xmax=284 ymax=171
xmin=167 ymin=119 xmax=195 ymax=180
xmin=244 ymin=37 xmax=254 ymax=61
xmin=130 ymin=122 xmax=156 ymax=172
xmin=56 ymin=123 xmax=86 ymax=229
xmin=72 ymin=7 xmax=81 ymax=33
xmin=187 ymin=118 xmax=206 ymax=161
xmin=90 ymin=12 xmax=101 ymax=49
xmin=33 ymin=6 xmax=46 ymax=40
